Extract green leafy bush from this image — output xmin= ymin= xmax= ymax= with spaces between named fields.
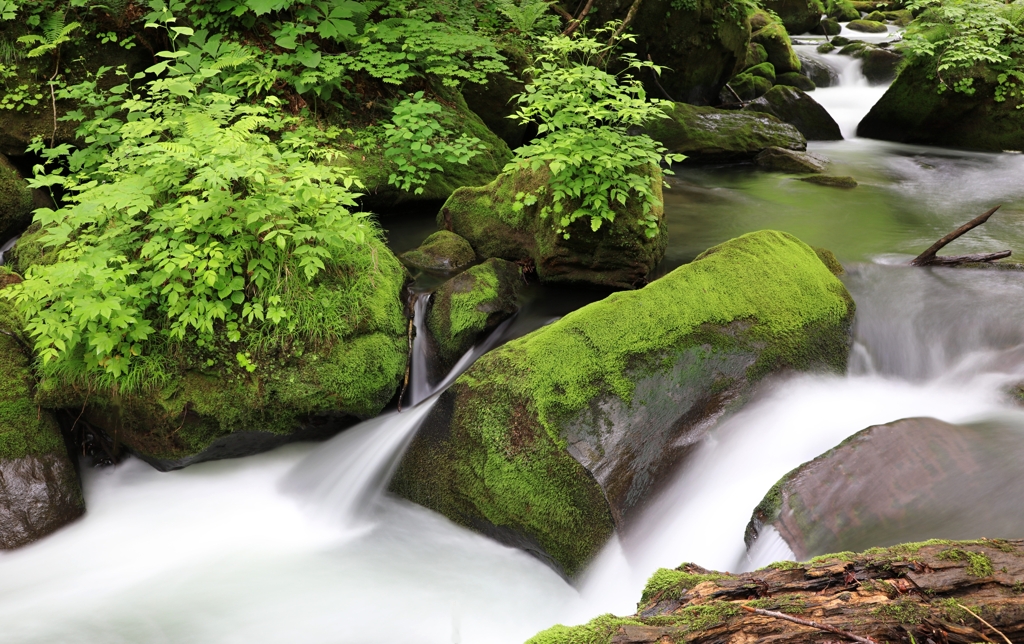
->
xmin=382 ymin=91 xmax=485 ymax=194
xmin=6 ymin=55 xmax=373 ymax=382
xmin=901 ymin=0 xmax=1024 ymax=102
xmin=505 ymin=28 xmax=685 ymax=239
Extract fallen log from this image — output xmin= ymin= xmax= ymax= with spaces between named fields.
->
xmin=911 ymin=205 xmax=1011 ymax=266
xmin=526 ymin=539 xmax=1024 ymax=644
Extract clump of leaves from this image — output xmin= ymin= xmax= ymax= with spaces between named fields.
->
xmin=382 ymin=91 xmax=485 ymax=194
xmin=504 ymin=26 xmax=685 ymax=239
xmin=6 ymin=56 xmax=372 ymax=380
xmin=901 ymin=0 xmax=1024 ymax=104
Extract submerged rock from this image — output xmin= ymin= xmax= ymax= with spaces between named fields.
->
xmin=392 ymin=231 xmax=855 ymax=578
xmin=0 ymin=279 xmax=84 ymax=549
xmin=744 ymin=85 xmax=842 ymax=140
xmin=755 ymin=147 xmax=829 ymax=173
xmin=799 ymin=174 xmax=858 ymax=188
xmin=426 ymin=258 xmax=522 ymax=371
xmin=589 ymin=0 xmax=752 ymax=105
xmin=858 ymin=61 xmax=1024 ymax=151
xmin=36 ymin=238 xmax=409 ymax=471
xmin=645 ymin=102 xmax=806 ymax=163
xmin=745 ymin=417 xmax=1024 ymax=561
xmin=439 ymin=163 xmax=666 ymax=290
xmin=399 ymin=230 xmax=477 ymax=276
xmin=0 ymin=153 xmax=33 ymax=241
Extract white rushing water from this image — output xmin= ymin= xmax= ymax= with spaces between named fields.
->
xmin=5 ymin=45 xmax=1024 ymax=644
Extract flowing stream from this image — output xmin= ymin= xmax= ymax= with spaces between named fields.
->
xmin=5 ymin=49 xmax=1024 ymax=644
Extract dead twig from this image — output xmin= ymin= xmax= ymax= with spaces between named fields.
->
xmin=561 ymin=0 xmax=595 ymax=36
xmin=955 ymin=602 xmax=1012 ymax=644
xmin=911 ymin=205 xmax=1010 ymax=266
xmin=741 ymin=605 xmax=880 ymax=644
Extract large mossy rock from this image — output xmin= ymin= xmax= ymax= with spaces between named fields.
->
xmin=745 ymin=417 xmax=1024 ymax=561
xmin=858 ymin=61 xmax=1024 ymax=151
xmin=426 ymin=257 xmax=522 ymax=371
xmin=744 ymin=85 xmax=842 ymax=140
xmin=0 ymin=279 xmax=83 ymax=549
xmin=762 ymin=0 xmax=826 ymax=34
xmin=342 ymin=89 xmax=513 ymax=211
xmin=391 ymin=231 xmax=855 ymax=578
xmin=438 ymin=164 xmax=666 ymax=290
xmin=589 ymin=0 xmax=751 ymax=105
xmin=0 ymin=153 xmax=33 ymax=240
xmin=751 ymin=11 xmax=802 ymax=74
xmin=35 ymin=238 xmax=409 ymax=471
xmin=461 ymin=48 xmax=530 ymax=150
xmin=399 ymin=230 xmax=477 ymax=276
xmin=645 ymin=103 xmax=806 ymax=163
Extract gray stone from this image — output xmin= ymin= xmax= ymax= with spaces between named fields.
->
xmin=755 ymin=146 xmax=830 ymax=173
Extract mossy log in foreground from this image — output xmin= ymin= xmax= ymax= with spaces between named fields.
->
xmin=392 ymin=231 xmax=854 ymax=578
xmin=530 ymin=539 xmax=1024 ymax=644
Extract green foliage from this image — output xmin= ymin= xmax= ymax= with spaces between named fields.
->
xmin=17 ymin=12 xmax=81 ymax=59
xmin=640 ymin=567 xmax=724 ymax=605
xmin=496 ymin=0 xmax=558 ymax=37
xmin=5 ymin=48 xmax=375 ymax=382
xmin=937 ymin=547 xmax=995 ymax=576
xmin=901 ymin=0 xmax=1024 ymax=104
xmin=382 ymin=91 xmax=485 ymax=194
xmin=504 ymin=28 xmax=684 ymax=239
xmin=0 ymin=65 xmax=44 ymax=111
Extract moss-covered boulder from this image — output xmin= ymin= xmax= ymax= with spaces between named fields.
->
xmin=36 ymin=238 xmax=409 ymax=471
xmin=426 ymin=257 xmax=522 ymax=372
xmin=399 ymin=230 xmax=477 ymax=276
xmin=645 ymin=103 xmax=806 ymax=163
xmin=744 ymin=42 xmax=768 ymax=68
xmin=391 ymin=231 xmax=855 ymax=578
xmin=864 ymin=9 xmax=886 ymax=21
xmin=858 ymin=60 xmax=1024 ymax=151
xmin=0 ymin=153 xmax=33 ymax=241
xmin=762 ymin=0 xmax=826 ymax=34
xmin=847 ymin=18 xmax=888 ymax=32
xmin=461 ymin=48 xmax=530 ymax=150
xmin=814 ymin=17 xmax=841 ymax=36
xmin=438 ymin=164 xmax=666 ymax=290
xmin=755 ymin=147 xmax=829 ymax=173
xmin=0 ymin=277 xmax=83 ymax=549
xmin=745 ymin=62 xmax=777 ymax=84
xmin=751 ymin=13 xmax=803 ymax=74
xmin=860 ymin=47 xmax=902 ymax=84
xmin=744 ymin=85 xmax=842 ymax=140
xmin=826 ymin=0 xmax=861 ymax=21
xmin=775 ymin=71 xmax=816 ymax=92
xmin=728 ymin=72 xmax=773 ymax=101
xmin=341 ymin=89 xmax=512 ymax=212
xmin=745 ymin=417 xmax=1024 ymax=561
xmin=589 ymin=0 xmax=752 ymax=105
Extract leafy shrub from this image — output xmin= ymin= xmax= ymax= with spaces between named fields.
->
xmin=505 ymin=28 xmax=685 ymax=239
xmin=382 ymin=91 xmax=485 ymax=194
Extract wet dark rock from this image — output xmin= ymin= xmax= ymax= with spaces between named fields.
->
xmin=761 ymin=0 xmax=826 ymax=34
xmin=744 ymin=85 xmax=842 ymax=140
xmin=860 ymin=47 xmax=903 ymax=84
xmin=438 ymin=163 xmax=666 ymax=289
xmin=426 ymin=258 xmax=522 ymax=371
xmin=745 ymin=42 xmax=768 ymax=68
xmin=800 ymin=53 xmax=839 ymax=89
xmin=776 ymin=71 xmax=816 ymax=92
xmin=0 ymin=454 xmax=84 ymax=549
xmin=645 ymin=102 xmax=807 ymax=163
xmin=392 ymin=231 xmax=855 ymax=578
xmin=826 ymin=0 xmax=860 ymax=21
xmin=858 ymin=60 xmax=1024 ymax=151
xmin=831 ymin=35 xmax=852 ymax=46
xmin=399 ymin=230 xmax=477 ymax=276
xmin=0 ymin=153 xmax=33 ymax=241
xmin=745 ymin=417 xmax=1024 ymax=560
xmin=799 ymin=174 xmax=859 ymax=188
xmin=755 ymin=146 xmax=829 ymax=173
xmin=462 ymin=50 xmax=529 ymax=149
xmin=847 ymin=18 xmax=888 ymax=32
xmin=816 ymin=41 xmax=835 ymax=54
xmin=813 ymin=17 xmax=841 ymax=36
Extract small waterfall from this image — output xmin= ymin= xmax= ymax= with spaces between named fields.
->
xmin=793 ymin=44 xmax=890 ymax=137
xmin=409 ymin=292 xmax=434 ymax=407
xmin=0 ymin=233 xmax=20 ymax=265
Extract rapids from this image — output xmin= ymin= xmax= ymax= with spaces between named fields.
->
xmin=4 ymin=40 xmax=1024 ymax=644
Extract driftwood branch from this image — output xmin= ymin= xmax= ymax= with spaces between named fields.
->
xmin=604 ymin=0 xmax=643 ymax=47
xmin=741 ymin=605 xmax=880 ymax=644
xmin=911 ymin=205 xmax=1010 ymax=266
xmin=561 ymin=0 xmax=595 ymax=36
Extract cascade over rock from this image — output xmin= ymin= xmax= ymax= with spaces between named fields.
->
xmin=645 ymin=103 xmax=807 ymax=162
xmin=0 ymin=277 xmax=84 ymax=549
xmin=744 ymin=86 xmax=842 ymax=140
xmin=437 ymin=163 xmax=667 ymax=290
xmin=27 ymin=238 xmax=409 ymax=471
xmin=858 ymin=61 xmax=1024 ymax=151
xmin=426 ymin=257 xmax=522 ymax=374
xmin=589 ymin=0 xmax=751 ymax=105
xmin=745 ymin=417 xmax=1024 ymax=561
xmin=391 ymin=231 xmax=855 ymax=578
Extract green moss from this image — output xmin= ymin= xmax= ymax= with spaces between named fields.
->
xmin=399 ymin=230 xmax=476 ymax=274
xmin=751 ymin=16 xmax=802 ymax=74
xmin=745 ymin=62 xmax=777 ymax=84
xmin=762 ymin=0 xmax=826 ymax=34
xmin=640 ymin=568 xmax=724 ymax=606
xmin=647 ymin=103 xmax=805 ymax=160
xmin=826 ymin=0 xmax=860 ymax=21
xmin=0 ymin=160 xmax=32 ymax=237
xmin=676 ymin=601 xmax=741 ymax=631
xmin=808 ymin=550 xmax=856 ymax=564
xmin=847 ymin=19 xmax=889 ymax=32
xmin=813 ymin=247 xmax=845 ymax=276
xmin=525 ymin=614 xmax=645 ymax=644
xmin=762 ymin=559 xmax=802 ymax=570
xmin=938 ymin=548 xmax=995 ymax=577
xmin=747 ymin=594 xmax=808 ymax=614
xmin=730 ymin=72 xmax=773 ymax=101
xmin=799 ymin=175 xmax=858 ymax=189
xmin=0 ymin=293 xmax=64 ymax=461
xmin=875 ymin=599 xmax=930 ymax=624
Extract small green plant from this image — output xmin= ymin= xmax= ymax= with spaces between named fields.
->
xmin=382 ymin=91 xmax=485 ymax=194
xmin=505 ymin=27 xmax=685 ymax=239
xmin=937 ymin=547 xmax=994 ymax=576
xmin=18 ymin=12 xmax=80 ymax=60
xmin=496 ymin=0 xmax=558 ymax=37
